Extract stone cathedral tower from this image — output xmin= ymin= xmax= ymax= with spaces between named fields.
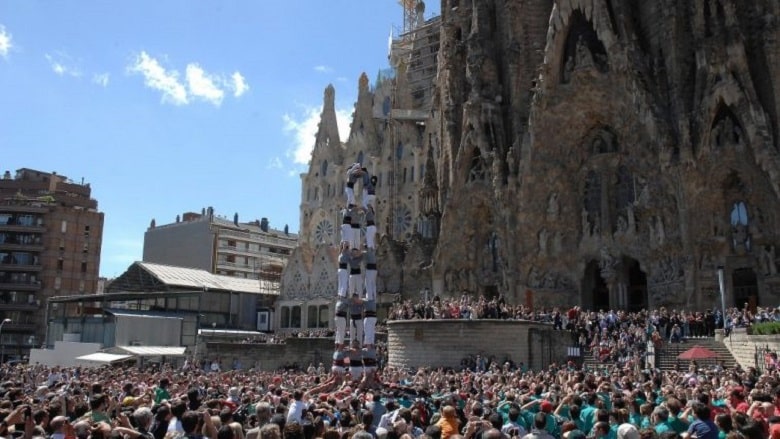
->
xmin=279 ymin=0 xmax=780 ymax=331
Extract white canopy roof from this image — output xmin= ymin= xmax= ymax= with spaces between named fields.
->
xmin=116 ymin=346 xmax=187 ymax=356
xmin=75 ymin=352 xmax=133 ymax=364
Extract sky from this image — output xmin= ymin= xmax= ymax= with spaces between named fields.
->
xmin=0 ymin=1 xmax=440 ymax=278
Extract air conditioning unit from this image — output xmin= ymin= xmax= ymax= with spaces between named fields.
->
xmin=129 ymin=340 xmax=143 ymax=346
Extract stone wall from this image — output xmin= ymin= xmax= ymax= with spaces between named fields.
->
xmin=723 ymin=327 xmax=780 ymax=370
xmin=387 ymin=319 xmax=570 ymax=370
xmin=202 ymin=338 xmax=333 ymax=371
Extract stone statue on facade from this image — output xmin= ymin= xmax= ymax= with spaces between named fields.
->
xmin=761 ymin=245 xmax=777 ymax=275
xmin=575 ymin=35 xmax=594 ymax=69
xmin=547 ymin=193 xmax=560 ymax=221
xmin=538 ymin=228 xmax=549 ymax=256
xmin=599 ymin=247 xmax=617 ymax=280
xmin=581 ymin=207 xmax=591 ymax=238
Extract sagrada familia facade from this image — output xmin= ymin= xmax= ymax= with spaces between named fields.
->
xmin=278 ymin=0 xmax=780 ymax=326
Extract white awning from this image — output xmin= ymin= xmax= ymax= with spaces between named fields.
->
xmin=76 ymin=353 xmax=134 ymax=364
xmin=116 ymin=346 xmax=187 ymax=356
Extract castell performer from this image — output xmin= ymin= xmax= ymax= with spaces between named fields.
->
xmin=365 ymin=205 xmax=377 ymax=250
xmin=345 ymin=163 xmax=362 ymax=207
xmin=349 ymin=293 xmax=364 ymax=348
xmin=337 ymin=242 xmax=350 ymax=298
xmin=361 ymin=170 xmax=376 ymax=210
xmin=360 ymin=347 xmax=378 ymax=389
xmin=349 ymin=204 xmax=362 ymax=250
xmin=335 ymin=244 xmax=351 ymax=349
xmin=348 ymin=248 xmax=365 ymax=297
xmin=348 ymin=339 xmax=364 ymax=382
xmin=331 ymin=348 xmax=347 ymax=382
xmin=363 ymin=249 xmax=377 ymax=347
xmin=341 ymin=206 xmax=353 ymax=247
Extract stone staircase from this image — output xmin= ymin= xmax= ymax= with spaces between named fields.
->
xmin=656 ymin=337 xmax=739 ymax=371
xmin=579 ymin=336 xmax=739 ymax=372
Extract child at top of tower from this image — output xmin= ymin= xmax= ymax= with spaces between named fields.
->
xmin=362 ymin=171 xmax=377 ymax=209
xmin=345 ymin=163 xmax=363 ymax=208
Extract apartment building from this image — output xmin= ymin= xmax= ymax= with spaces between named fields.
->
xmin=143 ymin=208 xmax=297 ymax=296
xmin=0 ymin=168 xmax=103 ymax=361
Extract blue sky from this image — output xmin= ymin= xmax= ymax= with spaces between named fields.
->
xmin=0 ymin=1 xmax=440 ymax=278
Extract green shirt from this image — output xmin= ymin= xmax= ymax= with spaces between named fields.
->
xmin=154 ymin=387 xmax=171 ymax=404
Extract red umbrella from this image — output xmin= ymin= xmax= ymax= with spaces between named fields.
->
xmin=677 ymin=345 xmax=718 ymax=360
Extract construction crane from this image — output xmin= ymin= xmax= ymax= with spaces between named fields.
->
xmin=399 ymin=0 xmax=426 ymax=36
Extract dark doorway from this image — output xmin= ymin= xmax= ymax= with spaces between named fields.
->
xmin=583 ymin=260 xmax=609 ymax=310
xmin=483 ymin=285 xmax=498 ymax=301
xmin=627 ymin=258 xmax=648 ymax=311
xmin=732 ymin=267 xmax=758 ymax=310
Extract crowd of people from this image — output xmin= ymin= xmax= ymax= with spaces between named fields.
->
xmin=1 ymin=303 xmax=780 ymax=439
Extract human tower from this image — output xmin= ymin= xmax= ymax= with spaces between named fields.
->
xmin=331 ymin=163 xmax=380 ymax=387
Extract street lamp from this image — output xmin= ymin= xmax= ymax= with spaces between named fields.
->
xmin=0 ymin=318 xmax=12 ymax=363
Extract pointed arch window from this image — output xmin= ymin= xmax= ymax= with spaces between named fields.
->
xmin=320 ymin=160 xmax=328 ymax=177
xmin=584 ymin=170 xmax=602 ymax=223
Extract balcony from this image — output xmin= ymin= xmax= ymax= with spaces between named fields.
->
xmin=0 ymin=303 xmax=38 ymax=312
xmin=0 ymin=224 xmax=46 ymax=233
xmin=0 ymin=281 xmax=41 ymax=292
xmin=0 ymin=263 xmax=42 ymax=272
xmin=217 ymin=229 xmax=296 ymax=247
xmin=0 ymin=242 xmax=44 ymax=252
xmin=0 ymin=205 xmax=49 ymax=214
xmin=4 ymin=322 xmax=36 ymax=332
xmin=217 ymin=244 xmax=289 ymax=261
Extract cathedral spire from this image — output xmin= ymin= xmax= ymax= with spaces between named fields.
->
xmin=420 ymin=134 xmax=440 ymax=216
xmin=314 ymin=84 xmax=342 ymax=156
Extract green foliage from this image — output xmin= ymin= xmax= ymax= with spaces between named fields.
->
xmin=749 ymin=322 xmax=780 ymax=335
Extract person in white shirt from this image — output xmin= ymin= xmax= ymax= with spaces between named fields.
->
xmin=286 ymin=389 xmax=309 ymax=424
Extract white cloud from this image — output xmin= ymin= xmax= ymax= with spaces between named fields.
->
xmin=45 ymin=52 xmax=82 ymax=77
xmin=128 ymin=51 xmax=188 ymax=105
xmin=314 ymin=65 xmax=333 ymax=73
xmin=231 ymin=71 xmax=249 ymax=97
xmin=92 ymin=72 xmax=110 ymax=87
xmin=282 ymin=104 xmax=351 ymax=166
xmin=128 ymin=51 xmax=247 ymax=106
xmin=185 ymin=63 xmax=224 ymax=106
xmin=0 ymin=26 xmax=12 ymax=58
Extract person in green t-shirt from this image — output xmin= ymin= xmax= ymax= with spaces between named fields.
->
xmin=154 ymin=378 xmax=171 ymax=404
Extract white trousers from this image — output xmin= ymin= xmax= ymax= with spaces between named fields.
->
xmin=364 ymin=269 xmax=377 ymax=301
xmin=363 ymin=317 xmax=376 ymax=346
xmin=366 ymin=225 xmax=377 ymax=249
xmin=345 ymin=187 xmax=356 ymax=206
xmin=362 ymin=190 xmax=375 ymax=209
xmin=337 ymin=268 xmax=349 ymax=297
xmin=349 ymin=273 xmax=363 ymax=296
xmin=350 ymin=366 xmax=364 ymax=381
xmin=350 ymin=316 xmax=364 ymax=347
xmin=335 ymin=316 xmax=347 ymax=345
xmin=340 ymin=224 xmax=352 ymax=245
xmin=350 ymin=227 xmax=361 ymax=250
